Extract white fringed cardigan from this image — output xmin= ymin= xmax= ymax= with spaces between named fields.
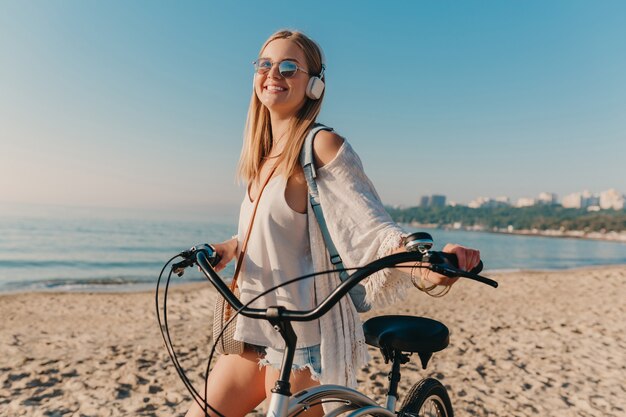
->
xmin=308 ymin=138 xmax=411 ymax=388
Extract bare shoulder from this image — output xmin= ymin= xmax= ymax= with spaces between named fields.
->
xmin=313 ymin=130 xmax=345 ymax=168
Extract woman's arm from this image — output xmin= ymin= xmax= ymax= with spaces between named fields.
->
xmin=312 ymin=132 xmax=481 ymax=303
xmin=313 ymin=130 xmax=345 ymax=168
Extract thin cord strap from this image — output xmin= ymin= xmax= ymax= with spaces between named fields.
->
xmin=225 ymin=164 xmax=278 ymax=319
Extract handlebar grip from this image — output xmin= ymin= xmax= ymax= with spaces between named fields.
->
xmin=200 ymin=245 xmax=221 ymax=267
xmin=438 ymin=252 xmax=483 ymax=274
xmin=429 ymin=251 xmax=497 ymax=287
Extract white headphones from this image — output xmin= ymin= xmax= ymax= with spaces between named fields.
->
xmin=305 ymin=42 xmax=326 ymax=100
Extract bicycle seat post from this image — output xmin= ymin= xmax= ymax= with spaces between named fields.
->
xmin=383 ymin=349 xmax=409 ymax=412
xmin=266 ymin=306 xmax=297 ymax=416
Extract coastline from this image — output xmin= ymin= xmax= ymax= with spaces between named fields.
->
xmin=485 ymin=228 xmax=626 ymax=243
xmin=406 ymin=222 xmax=626 ymax=243
xmin=2 ymin=262 xmax=625 ymax=296
xmin=2 ymin=265 xmax=625 ymax=416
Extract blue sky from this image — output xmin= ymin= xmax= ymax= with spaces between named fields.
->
xmin=1 ymin=1 xmax=625 ymax=220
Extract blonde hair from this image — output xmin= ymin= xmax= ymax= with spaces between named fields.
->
xmin=237 ymin=30 xmax=326 ymax=183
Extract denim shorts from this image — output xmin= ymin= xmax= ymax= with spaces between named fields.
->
xmin=246 ymin=343 xmax=321 ymax=380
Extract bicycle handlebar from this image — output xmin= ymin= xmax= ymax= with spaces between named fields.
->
xmin=185 ymin=246 xmax=497 ymax=323
xmin=158 ymin=236 xmax=497 ymax=417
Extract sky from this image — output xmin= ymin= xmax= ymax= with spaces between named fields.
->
xmin=1 ymin=1 xmax=625 ymax=221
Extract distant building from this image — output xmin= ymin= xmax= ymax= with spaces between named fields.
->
xmin=538 ymin=192 xmax=558 ymax=205
xmin=599 ymin=189 xmax=625 ymax=210
xmin=419 ymin=195 xmax=447 ymax=208
xmin=468 ymin=198 xmax=484 ymax=208
xmin=516 ymin=197 xmax=536 ymax=208
xmin=563 ymin=190 xmax=606 ymax=209
xmin=469 ymin=196 xmax=509 ymax=209
xmin=494 ymin=196 xmax=510 ymax=205
xmin=582 ymin=191 xmax=599 ymax=208
xmin=514 ymin=192 xmax=557 ymax=207
xmin=430 ymin=195 xmax=446 ymax=208
xmin=562 ymin=192 xmax=583 ymax=208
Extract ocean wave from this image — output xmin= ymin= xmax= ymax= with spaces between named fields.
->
xmin=0 ymin=259 xmax=163 ymax=269
xmin=0 ymin=275 xmax=206 ymax=293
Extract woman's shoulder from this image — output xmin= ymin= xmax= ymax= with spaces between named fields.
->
xmin=313 ymin=129 xmax=346 ymax=169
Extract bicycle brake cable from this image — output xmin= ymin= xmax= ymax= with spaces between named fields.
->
xmin=156 ymin=256 xmax=225 ymax=416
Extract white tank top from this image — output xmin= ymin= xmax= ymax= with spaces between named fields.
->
xmin=233 ymin=175 xmax=321 ymax=349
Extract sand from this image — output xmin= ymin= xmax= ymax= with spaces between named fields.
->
xmin=1 ymin=266 xmax=625 ymax=417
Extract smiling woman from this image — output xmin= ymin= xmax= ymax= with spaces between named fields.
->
xmin=182 ymin=29 xmax=482 ymax=417
xmin=238 ymin=33 xmax=327 ymax=187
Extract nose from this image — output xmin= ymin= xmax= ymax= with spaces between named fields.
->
xmin=267 ymin=62 xmax=282 ymax=79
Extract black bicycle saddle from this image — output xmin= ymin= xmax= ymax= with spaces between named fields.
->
xmin=363 ymin=315 xmax=450 ymax=353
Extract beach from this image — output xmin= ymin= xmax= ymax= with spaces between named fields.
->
xmin=1 ymin=266 xmax=625 ymax=417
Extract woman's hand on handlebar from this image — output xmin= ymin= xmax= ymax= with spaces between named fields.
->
xmin=444 ymin=243 xmax=481 ymax=271
xmin=207 ymin=237 xmax=238 ymax=272
xmin=424 ymin=244 xmax=481 ymax=286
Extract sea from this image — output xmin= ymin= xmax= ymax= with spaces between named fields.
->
xmin=1 ymin=211 xmax=625 ymax=293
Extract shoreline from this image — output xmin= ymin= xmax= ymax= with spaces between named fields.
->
xmin=2 ymin=263 xmax=626 ymax=297
xmin=405 ymin=223 xmax=626 ymax=243
xmin=485 ymin=228 xmax=626 ymax=243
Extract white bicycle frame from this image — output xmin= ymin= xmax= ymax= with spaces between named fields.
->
xmin=266 ymin=384 xmax=396 ymax=417
xmin=187 ymin=246 xmax=495 ymax=417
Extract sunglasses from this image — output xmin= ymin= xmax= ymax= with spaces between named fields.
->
xmin=253 ymin=58 xmax=310 ymax=79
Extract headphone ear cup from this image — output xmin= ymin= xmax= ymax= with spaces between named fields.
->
xmin=306 ymin=77 xmax=325 ymax=100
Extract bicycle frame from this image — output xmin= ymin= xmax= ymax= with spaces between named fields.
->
xmin=168 ymin=247 xmax=496 ymax=417
xmin=284 ymin=385 xmax=395 ymax=416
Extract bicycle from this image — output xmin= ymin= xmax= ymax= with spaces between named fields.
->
xmin=156 ymin=232 xmax=498 ymax=416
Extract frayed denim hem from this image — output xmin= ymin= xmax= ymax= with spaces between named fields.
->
xmin=257 ymin=344 xmax=322 ymax=381
xmin=258 ymin=359 xmax=322 ymax=382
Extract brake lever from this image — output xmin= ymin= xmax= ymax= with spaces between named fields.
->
xmin=171 ymin=244 xmax=221 ymax=277
xmin=172 ymin=258 xmax=194 ymax=277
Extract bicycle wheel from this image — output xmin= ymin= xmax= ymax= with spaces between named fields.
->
xmin=398 ymin=378 xmax=453 ymax=417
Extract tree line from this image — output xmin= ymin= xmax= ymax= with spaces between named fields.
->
xmin=385 ymin=205 xmax=626 ymax=232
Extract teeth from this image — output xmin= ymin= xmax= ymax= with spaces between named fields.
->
xmin=266 ymin=85 xmax=286 ymax=91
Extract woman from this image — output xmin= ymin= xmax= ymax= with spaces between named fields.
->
xmin=186 ymin=30 xmax=480 ymax=417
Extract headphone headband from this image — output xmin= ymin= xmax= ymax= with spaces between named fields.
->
xmin=309 ymin=37 xmax=326 ymax=77
xmin=319 ymin=64 xmax=326 ymax=79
